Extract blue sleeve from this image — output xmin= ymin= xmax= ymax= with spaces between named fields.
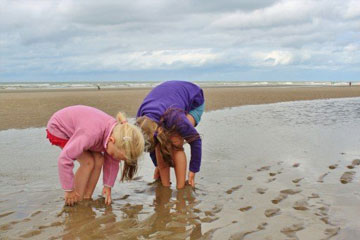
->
xmin=150 ymin=151 xmax=157 ymax=167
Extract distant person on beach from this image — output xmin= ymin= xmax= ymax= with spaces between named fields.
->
xmin=136 ymin=80 xmax=204 ymax=189
xmin=46 ymin=105 xmax=144 ymax=206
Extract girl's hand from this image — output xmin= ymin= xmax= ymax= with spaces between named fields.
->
xmin=188 ymin=171 xmax=196 ymax=187
xmin=64 ymin=191 xmax=79 ymax=206
xmin=102 ymin=186 xmax=112 ymax=205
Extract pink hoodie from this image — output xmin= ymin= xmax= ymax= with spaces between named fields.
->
xmin=47 ymin=105 xmax=120 ymax=191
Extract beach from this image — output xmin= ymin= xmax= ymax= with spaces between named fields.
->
xmin=1 ymin=86 xmax=360 ymax=130
xmin=1 ymin=85 xmax=360 ymax=239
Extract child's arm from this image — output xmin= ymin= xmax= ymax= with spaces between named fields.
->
xmin=177 ymin=115 xmax=202 ymax=185
xmin=102 ymin=153 xmax=120 ymax=205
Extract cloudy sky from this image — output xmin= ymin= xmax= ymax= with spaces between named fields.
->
xmin=1 ymin=0 xmax=359 ymax=82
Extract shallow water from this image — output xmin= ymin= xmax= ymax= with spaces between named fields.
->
xmin=1 ymin=98 xmax=360 ymax=239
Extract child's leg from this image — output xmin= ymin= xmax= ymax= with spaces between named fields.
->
xmin=155 ymin=145 xmax=171 ymax=187
xmin=83 ymin=152 xmax=104 ymax=199
xmin=153 ymin=167 xmax=160 ymax=180
xmin=171 ymin=135 xmax=187 ymax=189
xmin=74 ymin=151 xmax=95 ymax=200
xmin=173 ymin=150 xmax=187 ymax=189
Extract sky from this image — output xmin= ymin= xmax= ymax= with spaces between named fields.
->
xmin=0 ymin=0 xmax=359 ymax=82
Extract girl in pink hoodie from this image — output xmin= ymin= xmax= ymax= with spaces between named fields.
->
xmin=46 ymin=105 xmax=144 ymax=206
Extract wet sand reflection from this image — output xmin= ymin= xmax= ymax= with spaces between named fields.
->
xmin=57 ymin=182 xmax=204 ymax=239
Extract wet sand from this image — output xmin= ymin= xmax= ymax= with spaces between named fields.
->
xmin=1 ymin=86 xmax=360 ymax=130
xmin=1 ymin=87 xmax=360 ymax=239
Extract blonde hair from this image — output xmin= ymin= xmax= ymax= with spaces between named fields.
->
xmin=112 ymin=112 xmax=145 ymax=181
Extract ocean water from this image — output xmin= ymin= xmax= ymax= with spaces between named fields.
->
xmin=0 ymin=80 xmax=356 ymax=91
xmin=1 ymin=97 xmax=360 ymax=239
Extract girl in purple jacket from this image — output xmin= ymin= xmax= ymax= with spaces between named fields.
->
xmin=136 ymin=81 xmax=204 ymax=189
xmin=46 ymin=105 xmax=144 ymax=206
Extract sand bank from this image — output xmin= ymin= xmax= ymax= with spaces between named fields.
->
xmin=1 ymin=86 xmax=360 ymax=131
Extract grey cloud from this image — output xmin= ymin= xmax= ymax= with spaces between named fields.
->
xmin=0 ymin=0 xmax=360 ymax=81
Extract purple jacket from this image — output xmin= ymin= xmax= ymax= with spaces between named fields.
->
xmin=136 ymin=81 xmax=204 ymax=172
xmin=47 ymin=105 xmax=120 ymax=190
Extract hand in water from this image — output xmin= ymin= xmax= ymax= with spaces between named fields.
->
xmin=188 ymin=171 xmax=196 ymax=187
xmin=102 ymin=186 xmax=112 ymax=205
xmin=64 ymin=191 xmax=80 ymax=206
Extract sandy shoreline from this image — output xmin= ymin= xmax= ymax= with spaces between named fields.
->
xmin=1 ymin=86 xmax=360 ymax=131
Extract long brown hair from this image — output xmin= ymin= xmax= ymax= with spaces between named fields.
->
xmin=136 ymin=108 xmax=200 ymax=167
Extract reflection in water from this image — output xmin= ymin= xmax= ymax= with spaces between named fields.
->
xmin=62 ymin=198 xmax=116 ymax=239
xmin=59 ymin=183 xmax=204 ymax=239
xmin=150 ymin=183 xmax=202 ymax=239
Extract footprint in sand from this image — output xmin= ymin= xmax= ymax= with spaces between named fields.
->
xmin=0 ymin=220 xmax=19 ymax=231
xmin=200 ymin=216 xmax=219 ymax=223
xmin=264 ymin=208 xmax=280 ymax=217
xmin=292 ymin=178 xmax=303 ymax=183
xmin=281 ymin=223 xmax=304 ymax=239
xmin=229 ymin=222 xmax=267 ymax=240
xmin=317 ymin=206 xmax=329 ymax=216
xmin=271 ymin=193 xmax=287 ymax=204
xmin=20 ymin=230 xmax=42 ymax=238
xmin=308 ymin=193 xmax=320 ymax=199
xmin=257 ymin=166 xmax=271 ymax=172
xmin=320 ymin=217 xmax=333 ymax=225
xmin=30 ymin=210 xmax=42 ymax=217
xmin=340 ymin=171 xmax=356 ymax=184
xmin=226 ymin=185 xmax=242 ymax=194
xmin=113 ymin=194 xmax=130 ymax=201
xmin=314 ymin=204 xmax=337 ymax=226
xmin=134 ymin=189 xmax=146 ymax=194
xmin=328 ymin=164 xmax=338 ymax=170
xmin=317 ymin=172 xmax=329 ymax=183
xmin=323 ymin=227 xmax=340 ymax=239
xmin=38 ymin=221 xmax=62 ymax=230
xmin=272 ymin=189 xmax=302 ymax=204
xmin=256 ymin=188 xmax=268 ymax=194
xmin=352 ymin=159 xmax=360 ymax=166
xmin=246 ymin=176 xmax=253 ymax=181
xmin=204 ymin=211 xmax=215 ymax=217
xmin=347 ymin=159 xmax=360 ymax=169
xmin=267 ymin=178 xmax=276 ymax=183
xmin=0 ymin=211 xmax=14 ymax=218
xmin=239 ymin=206 xmax=252 ymax=212
xmin=280 ymin=189 xmax=302 ymax=195
xmin=293 ymin=163 xmax=300 ymax=168
xmin=211 ymin=204 xmax=222 ymax=214
xmin=293 ymin=199 xmax=309 ymax=211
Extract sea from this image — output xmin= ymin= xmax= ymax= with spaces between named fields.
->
xmin=0 ymin=80 xmax=356 ymax=91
